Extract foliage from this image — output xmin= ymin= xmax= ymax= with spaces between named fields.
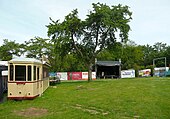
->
xmin=47 ymin=3 xmax=132 ymax=80
xmin=142 ymin=42 xmax=168 ymax=67
xmin=0 ymin=39 xmax=22 ymax=61
xmin=0 ymin=38 xmax=169 ymax=72
xmin=1 ymin=78 xmax=170 ymax=118
xmin=97 ymin=41 xmax=169 ymax=71
xmin=121 ymin=44 xmax=143 ymax=69
xmin=164 ymin=46 xmax=170 ymax=67
xmin=23 ymin=37 xmax=58 ymax=71
xmin=24 ymin=37 xmax=51 ymax=59
xmin=97 ymin=42 xmax=123 ymax=61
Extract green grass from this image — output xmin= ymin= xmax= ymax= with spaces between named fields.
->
xmin=1 ymin=77 xmax=170 ymax=119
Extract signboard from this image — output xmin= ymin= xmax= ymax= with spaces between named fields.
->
xmin=67 ymin=72 xmax=82 ymax=80
xmin=139 ymin=69 xmax=151 ymax=77
xmin=2 ymin=70 xmax=8 ymax=76
xmin=154 ymin=67 xmax=169 ymax=77
xmin=121 ymin=69 xmax=135 ymax=78
xmin=82 ymin=72 xmax=96 ymax=80
xmin=49 ymin=72 xmax=57 ymax=77
xmin=57 ymin=72 xmax=67 ymax=80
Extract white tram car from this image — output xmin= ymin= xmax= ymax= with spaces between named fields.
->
xmin=8 ymin=57 xmax=50 ymax=100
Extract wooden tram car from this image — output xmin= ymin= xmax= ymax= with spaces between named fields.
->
xmin=8 ymin=57 xmax=50 ymax=100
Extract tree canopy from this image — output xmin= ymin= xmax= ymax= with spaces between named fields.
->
xmin=47 ymin=3 xmax=132 ymax=81
xmin=0 ymin=39 xmax=22 ymax=60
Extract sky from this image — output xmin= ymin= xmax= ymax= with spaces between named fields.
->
xmin=0 ymin=0 xmax=170 ymax=46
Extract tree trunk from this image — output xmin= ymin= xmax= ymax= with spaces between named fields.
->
xmin=88 ymin=63 xmax=92 ymax=82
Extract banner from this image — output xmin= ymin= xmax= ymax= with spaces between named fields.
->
xmin=82 ymin=72 xmax=96 ymax=80
xmin=57 ymin=72 xmax=68 ymax=80
xmin=154 ymin=67 xmax=169 ymax=77
xmin=67 ymin=72 xmax=82 ymax=80
xmin=139 ymin=69 xmax=151 ymax=77
xmin=121 ymin=69 xmax=135 ymax=78
xmin=49 ymin=72 xmax=57 ymax=77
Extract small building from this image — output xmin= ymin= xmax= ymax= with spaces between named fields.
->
xmin=95 ymin=61 xmax=121 ymax=79
xmin=0 ymin=70 xmax=2 ymax=101
xmin=0 ymin=61 xmax=8 ymax=101
xmin=8 ymin=57 xmax=50 ymax=100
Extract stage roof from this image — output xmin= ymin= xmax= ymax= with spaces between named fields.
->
xmin=96 ymin=61 xmax=121 ymax=66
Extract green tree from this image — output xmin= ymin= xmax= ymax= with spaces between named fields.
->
xmin=153 ymin=42 xmax=167 ymax=67
xmin=0 ymin=39 xmax=22 ymax=61
xmin=97 ymin=42 xmax=123 ymax=61
xmin=142 ymin=42 xmax=167 ymax=67
xmin=23 ymin=37 xmax=58 ymax=71
xmin=153 ymin=42 xmax=167 ymax=53
xmin=164 ymin=46 xmax=170 ymax=67
xmin=121 ymin=44 xmax=143 ymax=70
xmin=141 ymin=44 xmax=155 ymax=67
xmin=47 ymin=3 xmax=132 ymax=81
xmin=24 ymin=37 xmax=51 ymax=59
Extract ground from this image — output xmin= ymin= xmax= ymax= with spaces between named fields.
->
xmin=0 ymin=77 xmax=170 ymax=119
xmin=13 ymin=107 xmax=48 ymax=117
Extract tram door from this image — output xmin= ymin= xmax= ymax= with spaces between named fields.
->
xmin=36 ymin=66 xmax=43 ymax=95
xmin=16 ymin=65 xmax=27 ymax=96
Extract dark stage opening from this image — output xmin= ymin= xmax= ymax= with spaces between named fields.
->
xmin=95 ymin=61 xmax=121 ymax=79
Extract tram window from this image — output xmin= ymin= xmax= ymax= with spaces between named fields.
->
xmin=10 ymin=64 xmax=13 ymax=81
xmin=15 ymin=65 xmax=26 ymax=81
xmin=43 ymin=67 xmax=48 ymax=78
xmin=28 ymin=66 xmax=31 ymax=81
xmin=37 ymin=67 xmax=39 ymax=80
xmin=34 ymin=66 xmax=36 ymax=80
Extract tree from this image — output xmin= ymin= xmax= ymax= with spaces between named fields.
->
xmin=153 ymin=42 xmax=167 ymax=53
xmin=97 ymin=42 xmax=123 ymax=61
xmin=141 ymin=42 xmax=168 ymax=67
xmin=141 ymin=44 xmax=155 ymax=67
xmin=121 ymin=44 xmax=143 ymax=70
xmin=164 ymin=46 xmax=170 ymax=67
xmin=24 ymin=37 xmax=51 ymax=59
xmin=23 ymin=37 xmax=59 ymax=71
xmin=0 ymin=39 xmax=22 ymax=61
xmin=47 ymin=3 xmax=132 ymax=81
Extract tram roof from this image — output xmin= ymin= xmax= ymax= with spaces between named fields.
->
xmin=0 ymin=61 xmax=8 ymax=66
xmin=9 ymin=57 xmax=42 ymax=64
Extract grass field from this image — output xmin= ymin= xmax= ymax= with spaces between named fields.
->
xmin=0 ymin=77 xmax=170 ymax=119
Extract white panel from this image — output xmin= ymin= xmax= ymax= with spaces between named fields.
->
xmin=57 ymin=72 xmax=68 ymax=80
xmin=121 ymin=69 xmax=135 ymax=78
xmin=82 ymin=72 xmax=96 ymax=80
xmin=2 ymin=70 xmax=8 ymax=76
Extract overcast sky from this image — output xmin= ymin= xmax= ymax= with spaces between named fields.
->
xmin=0 ymin=0 xmax=170 ymax=46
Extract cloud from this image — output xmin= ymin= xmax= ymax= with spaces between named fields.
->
xmin=0 ymin=29 xmax=31 ymax=44
xmin=0 ymin=0 xmax=170 ymax=46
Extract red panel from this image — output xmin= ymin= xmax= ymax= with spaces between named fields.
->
xmin=8 ymin=95 xmax=39 ymax=100
xmin=16 ymin=82 xmax=26 ymax=85
xmin=67 ymin=72 xmax=82 ymax=80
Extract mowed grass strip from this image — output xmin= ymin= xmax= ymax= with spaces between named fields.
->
xmin=0 ymin=78 xmax=170 ymax=119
